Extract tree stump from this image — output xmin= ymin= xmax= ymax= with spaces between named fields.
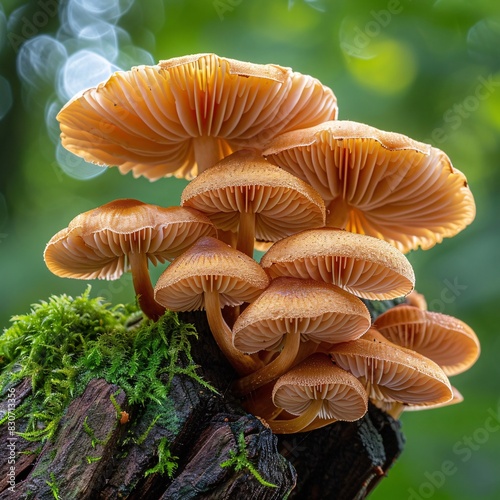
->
xmin=0 ymin=309 xmax=404 ymax=499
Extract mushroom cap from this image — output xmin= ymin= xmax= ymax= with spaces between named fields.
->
xmin=181 ymin=150 xmax=325 ymax=243
xmin=260 ymin=228 xmax=415 ymax=300
xmin=57 ymin=53 xmax=337 ymax=180
xmin=233 ymin=276 xmax=371 ymax=353
xmin=405 ymin=290 xmax=428 ymax=310
xmin=403 ymin=386 xmax=464 ymax=411
xmin=264 ymin=120 xmax=476 ymax=252
xmin=272 ymin=353 xmax=368 ymax=421
xmin=44 ymin=199 xmax=216 ymax=280
xmin=154 ymin=236 xmax=270 ymax=311
xmin=329 ymin=329 xmax=453 ymax=406
xmin=374 ymin=305 xmax=480 ymax=376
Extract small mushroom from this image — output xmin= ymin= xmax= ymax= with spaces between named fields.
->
xmin=44 ymin=199 xmax=216 ymax=320
xmin=264 ymin=120 xmax=476 ymax=252
xmin=233 ymin=277 xmax=371 ymax=395
xmin=268 ymin=353 xmax=368 ymax=434
xmin=329 ymin=329 xmax=453 ymax=408
xmin=181 ymin=150 xmax=325 ymax=257
xmin=57 ymin=53 xmax=337 ymax=180
xmin=377 ymin=386 xmax=464 ymax=419
xmin=154 ymin=236 xmax=269 ymax=375
xmin=373 ymin=305 xmax=480 ymax=376
xmin=405 ymin=290 xmax=428 ymax=310
xmin=260 ymin=228 xmax=415 ymax=300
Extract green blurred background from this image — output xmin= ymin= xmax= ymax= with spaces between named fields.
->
xmin=0 ymin=0 xmax=499 ymax=498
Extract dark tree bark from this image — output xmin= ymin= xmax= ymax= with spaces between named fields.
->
xmin=0 ymin=309 xmax=404 ymax=499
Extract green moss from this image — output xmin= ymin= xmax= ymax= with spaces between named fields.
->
xmin=109 ymin=391 xmax=124 ymax=420
xmin=0 ymin=287 xmax=215 ymax=444
xmin=145 ymin=437 xmax=179 ymax=478
xmin=46 ymin=473 xmax=60 ymax=500
xmin=135 ymin=414 xmax=161 ymax=446
xmin=83 ymin=415 xmax=112 ymax=448
xmin=220 ymin=432 xmax=277 ymax=489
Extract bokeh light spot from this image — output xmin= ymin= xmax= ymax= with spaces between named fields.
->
xmin=345 ymin=39 xmax=417 ymax=94
xmin=339 ymin=16 xmax=379 ymax=60
xmin=59 ymin=50 xmax=120 ymax=101
xmin=56 ymin=143 xmax=107 ymax=180
xmin=17 ymin=36 xmax=68 ymax=90
xmin=467 ymin=18 xmax=500 ymax=69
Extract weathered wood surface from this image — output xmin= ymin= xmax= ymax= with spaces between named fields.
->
xmin=0 ymin=310 xmax=404 ymax=499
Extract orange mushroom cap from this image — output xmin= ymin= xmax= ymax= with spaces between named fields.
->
xmin=57 ymin=53 xmax=337 ymax=180
xmin=153 ymin=236 xmax=269 ymax=311
xmin=260 ymin=228 xmax=415 ymax=300
xmin=329 ymin=329 xmax=453 ymax=407
xmin=268 ymin=353 xmax=368 ymax=433
xmin=154 ymin=236 xmax=269 ymax=375
xmin=233 ymin=276 xmax=371 ymax=353
xmin=264 ymin=120 xmax=476 ymax=252
xmin=43 ymin=199 xmax=216 ymax=280
xmin=374 ymin=305 xmax=480 ymax=376
xmin=232 ymin=276 xmax=371 ymax=395
xmin=403 ymin=386 xmax=464 ymax=411
xmin=181 ymin=150 xmax=325 ymax=255
xmin=44 ymin=199 xmax=216 ymax=319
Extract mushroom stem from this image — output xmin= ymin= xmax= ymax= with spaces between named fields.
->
xmin=300 ymin=416 xmax=338 ymax=432
xmin=236 ymin=210 xmax=256 ymax=257
xmin=128 ymin=252 xmax=165 ymax=321
xmin=204 ymin=290 xmax=262 ymax=376
xmin=288 ymin=340 xmax=323 ymax=368
xmin=192 ymin=135 xmax=227 ymax=174
xmin=234 ymin=330 xmax=302 ymax=396
xmin=267 ymin=398 xmax=323 ymax=434
xmin=218 ymin=229 xmax=238 ymax=248
xmin=386 ymin=402 xmax=405 ymax=419
xmin=325 ymin=198 xmax=350 ymax=229
xmin=242 ymin=381 xmax=283 ymax=421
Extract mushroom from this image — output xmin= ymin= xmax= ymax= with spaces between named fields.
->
xmin=181 ymin=150 xmax=326 ymax=257
xmin=373 ymin=305 xmax=480 ymax=376
xmin=403 ymin=386 xmax=464 ymax=412
xmin=267 ymin=353 xmax=368 ymax=434
xmin=329 ymin=329 xmax=453 ymax=408
xmin=405 ymin=290 xmax=428 ymax=310
xmin=44 ymin=199 xmax=216 ymax=320
xmin=233 ymin=276 xmax=371 ymax=395
xmin=260 ymin=228 xmax=415 ymax=300
xmin=377 ymin=386 xmax=464 ymax=419
xmin=153 ymin=236 xmax=269 ymax=375
xmin=264 ymin=120 xmax=476 ymax=252
xmin=57 ymin=53 xmax=337 ymax=181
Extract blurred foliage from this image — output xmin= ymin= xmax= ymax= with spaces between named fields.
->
xmin=0 ymin=0 xmax=499 ymax=498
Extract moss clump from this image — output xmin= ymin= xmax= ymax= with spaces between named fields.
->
xmin=145 ymin=437 xmax=179 ymax=478
xmin=220 ymin=432 xmax=277 ymax=489
xmin=0 ymin=286 xmax=214 ymax=443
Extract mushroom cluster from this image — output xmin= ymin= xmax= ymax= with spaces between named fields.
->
xmin=46 ymin=53 xmax=478 ymax=434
